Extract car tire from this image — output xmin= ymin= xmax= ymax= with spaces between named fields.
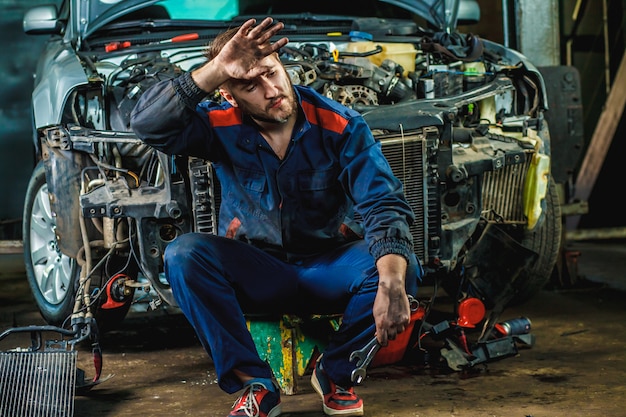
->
xmin=509 ymin=175 xmax=562 ymax=305
xmin=23 ymin=161 xmax=80 ymax=326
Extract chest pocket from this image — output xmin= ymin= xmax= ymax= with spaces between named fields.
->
xmin=236 ymin=167 xmax=266 ymax=193
xmin=297 ymin=168 xmax=337 ymax=191
xmin=297 ymin=168 xmax=345 ymax=220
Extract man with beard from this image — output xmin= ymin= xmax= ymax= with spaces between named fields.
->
xmin=131 ymin=17 xmax=422 ymax=417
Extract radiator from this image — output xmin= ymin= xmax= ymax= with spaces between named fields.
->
xmin=377 ymin=132 xmax=428 ymax=263
xmin=0 ymin=350 xmax=77 ymax=417
xmin=481 ymin=158 xmax=531 ymax=224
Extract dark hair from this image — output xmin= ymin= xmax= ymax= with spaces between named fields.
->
xmin=204 ymin=26 xmax=239 ymax=61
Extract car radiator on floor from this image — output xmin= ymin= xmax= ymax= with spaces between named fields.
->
xmin=0 ymin=350 xmax=77 ymax=417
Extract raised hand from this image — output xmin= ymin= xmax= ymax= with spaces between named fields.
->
xmin=192 ymin=17 xmax=289 ymax=92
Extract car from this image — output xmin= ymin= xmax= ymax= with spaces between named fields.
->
xmin=22 ymin=0 xmax=562 ymax=332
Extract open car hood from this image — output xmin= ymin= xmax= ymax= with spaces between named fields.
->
xmin=81 ymin=0 xmax=160 ymax=38
xmin=81 ymin=0 xmax=469 ymax=39
xmin=381 ymin=0 xmax=472 ymax=32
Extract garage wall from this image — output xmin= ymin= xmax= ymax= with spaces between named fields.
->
xmin=560 ymin=0 xmax=626 ymax=229
xmin=0 ymin=1 xmax=61 ymax=239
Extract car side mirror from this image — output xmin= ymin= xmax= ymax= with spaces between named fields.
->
xmin=23 ymin=5 xmax=64 ymax=35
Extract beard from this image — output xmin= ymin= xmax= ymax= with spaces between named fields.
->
xmin=240 ymin=91 xmax=297 ymax=125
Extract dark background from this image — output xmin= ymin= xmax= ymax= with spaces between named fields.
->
xmin=0 ymin=0 xmax=62 ymax=237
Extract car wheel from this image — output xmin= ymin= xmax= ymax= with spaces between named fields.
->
xmin=23 ymin=161 xmax=79 ymax=326
xmin=509 ymin=175 xmax=562 ymax=304
xmin=23 ymin=161 xmax=135 ymax=329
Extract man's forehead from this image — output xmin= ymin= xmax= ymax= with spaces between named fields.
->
xmin=231 ymin=60 xmax=281 ymax=85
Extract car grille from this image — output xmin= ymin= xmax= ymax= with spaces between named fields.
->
xmin=189 ymin=157 xmax=220 ymax=235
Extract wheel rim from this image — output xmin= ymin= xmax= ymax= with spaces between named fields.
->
xmin=28 ymin=183 xmax=75 ymax=305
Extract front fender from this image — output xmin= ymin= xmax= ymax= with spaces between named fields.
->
xmin=32 ymin=40 xmax=88 ymax=133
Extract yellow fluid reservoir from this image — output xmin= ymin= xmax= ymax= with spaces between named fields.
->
xmin=344 ymin=41 xmax=417 ymax=76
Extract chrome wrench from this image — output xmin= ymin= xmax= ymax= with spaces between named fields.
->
xmin=349 ymin=336 xmax=381 ymax=384
xmin=349 ymin=295 xmax=419 ymax=384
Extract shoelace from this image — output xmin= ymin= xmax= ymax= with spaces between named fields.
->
xmin=334 ymin=385 xmax=356 ymax=398
xmin=232 ymin=383 xmax=263 ymax=417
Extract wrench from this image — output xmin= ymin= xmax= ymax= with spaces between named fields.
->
xmin=349 ymin=336 xmax=381 ymax=384
xmin=349 ymin=295 xmax=419 ymax=384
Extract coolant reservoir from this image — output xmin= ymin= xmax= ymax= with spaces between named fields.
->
xmin=343 ymin=41 xmax=417 ymax=76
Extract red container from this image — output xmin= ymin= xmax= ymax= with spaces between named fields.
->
xmin=371 ymin=306 xmax=425 ymax=367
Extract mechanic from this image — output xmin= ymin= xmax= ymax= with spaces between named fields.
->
xmin=130 ymin=17 xmax=422 ymax=417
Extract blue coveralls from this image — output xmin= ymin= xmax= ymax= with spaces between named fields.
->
xmin=131 ymin=72 xmax=422 ymax=394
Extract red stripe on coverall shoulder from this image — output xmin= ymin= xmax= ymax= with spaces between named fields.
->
xmin=208 ymin=107 xmax=243 ymax=127
xmin=301 ymin=100 xmax=348 ymax=134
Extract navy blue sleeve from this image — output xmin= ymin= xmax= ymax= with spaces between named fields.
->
xmin=338 ymin=116 xmax=415 ymax=263
xmin=130 ymin=72 xmax=215 ymax=157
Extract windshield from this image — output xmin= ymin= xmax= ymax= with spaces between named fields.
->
xmin=82 ymin=0 xmax=464 ymax=42
xmin=86 ymin=0 xmax=416 ymax=35
xmin=156 ymin=0 xmax=237 ymax=20
xmin=153 ymin=0 xmax=412 ymax=20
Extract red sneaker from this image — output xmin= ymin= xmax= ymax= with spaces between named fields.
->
xmin=310 ymin=358 xmax=364 ymax=416
xmin=228 ymin=382 xmax=281 ymax=417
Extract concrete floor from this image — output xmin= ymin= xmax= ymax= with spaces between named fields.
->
xmin=1 ymin=240 xmax=625 ymax=416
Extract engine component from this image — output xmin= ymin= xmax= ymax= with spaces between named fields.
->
xmin=495 ymin=317 xmax=532 ymax=336
xmin=324 ymin=84 xmax=379 ymax=106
